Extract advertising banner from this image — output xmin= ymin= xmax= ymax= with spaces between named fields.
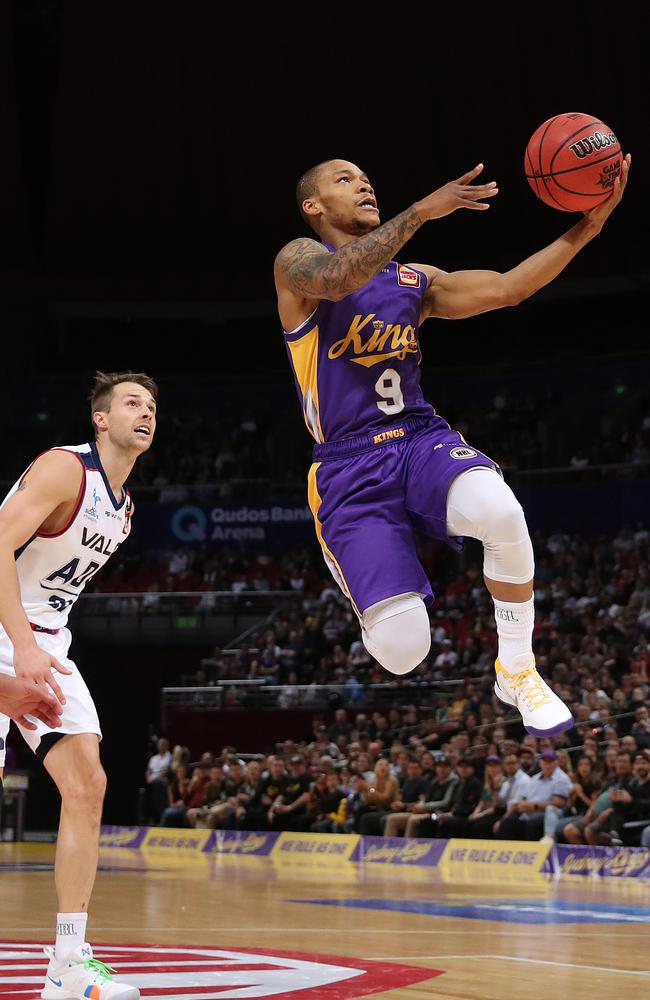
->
xmin=99 ymin=826 xmax=148 ymax=849
xmin=439 ymin=839 xmax=551 ymax=882
xmin=357 ymin=837 xmax=446 ymax=867
xmin=203 ymin=830 xmax=279 ymax=856
xmin=546 ymin=844 xmax=650 ymax=880
xmin=141 ymin=828 xmax=213 ymax=852
xmin=271 ymin=832 xmax=360 ymax=863
xmin=133 ymin=501 xmax=314 ymax=547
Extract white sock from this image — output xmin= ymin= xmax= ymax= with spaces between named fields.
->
xmin=54 ymin=912 xmax=88 ymax=964
xmin=493 ymin=596 xmax=534 ymax=671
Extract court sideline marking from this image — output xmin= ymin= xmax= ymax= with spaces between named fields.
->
xmin=6 ymin=926 xmax=650 ymax=939
xmin=378 ymin=955 xmax=650 ymax=977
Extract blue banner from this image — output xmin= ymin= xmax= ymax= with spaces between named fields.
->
xmin=131 ymin=501 xmax=314 ymax=547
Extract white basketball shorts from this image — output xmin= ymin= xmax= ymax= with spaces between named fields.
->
xmin=0 ymin=627 xmax=102 ymax=767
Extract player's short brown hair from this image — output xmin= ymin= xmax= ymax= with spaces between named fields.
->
xmin=90 ymin=371 xmax=158 ymax=436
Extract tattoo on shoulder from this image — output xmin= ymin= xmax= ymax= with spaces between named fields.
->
xmin=276 ymin=207 xmax=422 ymax=299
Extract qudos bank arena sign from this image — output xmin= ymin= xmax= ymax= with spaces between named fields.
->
xmin=169 ymin=503 xmax=313 ymax=544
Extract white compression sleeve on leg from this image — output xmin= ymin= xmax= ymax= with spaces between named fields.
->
xmin=361 ymin=592 xmax=431 ymax=676
xmin=445 ymin=467 xmax=534 ymax=584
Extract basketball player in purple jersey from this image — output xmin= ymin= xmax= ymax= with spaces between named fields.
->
xmin=275 ymin=155 xmax=630 ymax=737
xmin=0 ymin=373 xmax=157 ymax=1000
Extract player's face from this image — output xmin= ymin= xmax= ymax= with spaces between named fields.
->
xmin=310 ymin=161 xmax=380 ymax=235
xmin=104 ymin=381 xmax=157 ymax=453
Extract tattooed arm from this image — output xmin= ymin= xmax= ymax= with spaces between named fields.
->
xmin=275 ymin=163 xmax=498 ymax=329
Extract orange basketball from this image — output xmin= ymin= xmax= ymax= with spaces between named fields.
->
xmin=524 ymin=112 xmax=622 ymax=212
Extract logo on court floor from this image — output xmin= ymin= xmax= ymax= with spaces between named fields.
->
xmin=0 ymin=942 xmax=440 ymax=999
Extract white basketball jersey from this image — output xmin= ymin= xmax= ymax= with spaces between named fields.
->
xmin=1 ymin=442 xmax=133 ymax=631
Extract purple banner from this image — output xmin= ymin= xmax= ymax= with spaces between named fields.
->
xmin=99 ymin=825 xmax=148 ymax=849
xmin=355 ymin=836 xmax=446 ymax=867
xmin=545 ymin=844 xmax=650 ymax=879
xmin=203 ymin=830 xmax=279 ymax=856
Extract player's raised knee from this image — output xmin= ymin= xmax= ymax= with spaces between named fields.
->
xmin=361 ymin=593 xmax=431 ymax=676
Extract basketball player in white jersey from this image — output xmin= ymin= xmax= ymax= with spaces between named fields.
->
xmin=0 ymin=372 xmax=157 ymax=1000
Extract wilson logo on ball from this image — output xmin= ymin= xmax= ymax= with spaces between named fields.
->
xmin=569 ymin=131 xmax=618 ymax=159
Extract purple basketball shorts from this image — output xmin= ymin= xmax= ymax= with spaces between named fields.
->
xmin=307 ymin=415 xmax=500 ymax=616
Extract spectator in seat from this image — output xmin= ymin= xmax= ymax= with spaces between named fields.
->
xmin=144 ymin=738 xmax=172 ymax=824
xmin=418 ymin=758 xmax=482 ymax=839
xmin=160 ymin=765 xmax=190 ymax=827
xmin=187 ymin=765 xmax=225 ymax=828
xmin=180 ymin=764 xmax=213 ymax=827
xmin=205 ymin=760 xmax=247 ymax=829
xmin=631 ymin=705 xmax=650 ymax=750
xmin=545 ymin=755 xmax=600 ymax=843
xmin=310 ymin=772 xmax=346 ymax=832
xmin=586 ymin=750 xmax=650 ymax=846
xmin=373 ymin=758 xmax=429 ymax=837
xmin=465 ymin=755 xmax=504 ymax=838
xmin=234 ymin=759 xmax=264 ymax=829
xmin=483 ymin=750 xmax=533 ymax=839
xmin=404 ymin=757 xmax=459 ymax=838
xmin=564 ymin=751 xmax=634 ymax=845
xmin=497 ymin=749 xmax=571 ymax=841
xmin=353 ymin=758 xmax=399 ymax=834
xmin=268 ymin=755 xmax=312 ymax=830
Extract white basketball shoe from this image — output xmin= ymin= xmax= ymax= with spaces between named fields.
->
xmin=494 ymin=655 xmax=574 ymax=736
xmin=42 ymin=944 xmax=140 ymax=1000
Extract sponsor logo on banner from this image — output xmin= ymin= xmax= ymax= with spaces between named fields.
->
xmin=99 ymin=826 xmax=147 ymax=849
xmin=272 ymin=832 xmax=360 ymax=862
xmin=170 ymin=504 xmax=312 ymax=544
xmin=550 ymin=845 xmax=650 ymax=880
xmin=361 ymin=837 xmax=446 ymax=866
xmin=439 ymin=839 xmax=550 ymax=881
xmin=142 ymin=828 xmax=212 ymax=852
xmin=205 ymin=831 xmax=279 ymax=856
xmin=0 ymin=942 xmax=440 ymax=999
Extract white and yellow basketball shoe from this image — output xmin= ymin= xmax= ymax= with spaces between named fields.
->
xmin=42 ymin=944 xmax=140 ymax=1000
xmin=494 ymin=655 xmax=574 ymax=736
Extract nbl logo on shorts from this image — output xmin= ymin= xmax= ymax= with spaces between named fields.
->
xmin=450 ymin=447 xmax=477 ymax=460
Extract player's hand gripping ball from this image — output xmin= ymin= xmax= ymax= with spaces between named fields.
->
xmin=525 ymin=112 xmax=622 ymax=212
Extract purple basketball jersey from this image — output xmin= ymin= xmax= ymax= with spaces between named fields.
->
xmin=283 ymin=249 xmax=435 ymax=443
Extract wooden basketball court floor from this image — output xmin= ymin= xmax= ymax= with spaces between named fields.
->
xmin=1 ymin=842 xmax=649 ymax=999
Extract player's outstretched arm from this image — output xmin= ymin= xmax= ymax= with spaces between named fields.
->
xmin=420 ymin=154 xmax=630 ymax=321
xmin=0 ymin=451 xmax=81 ymax=705
xmin=274 ymin=164 xmax=498 ymax=305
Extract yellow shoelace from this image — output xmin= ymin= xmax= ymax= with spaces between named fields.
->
xmin=509 ymin=666 xmax=551 ymax=710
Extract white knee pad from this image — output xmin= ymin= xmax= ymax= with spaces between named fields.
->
xmin=361 ymin=592 xmax=431 ymax=676
xmin=446 ymin=467 xmax=534 ymax=585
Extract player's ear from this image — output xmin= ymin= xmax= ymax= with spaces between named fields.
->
xmin=302 ymin=198 xmax=321 ymax=219
xmin=93 ymin=410 xmax=108 ymax=434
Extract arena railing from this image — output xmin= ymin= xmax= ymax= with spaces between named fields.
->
xmin=161 ymin=679 xmax=465 ymax=714
xmin=75 ymin=590 xmax=298 ymax=645
xmin=16 ymin=459 xmax=640 ymax=503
